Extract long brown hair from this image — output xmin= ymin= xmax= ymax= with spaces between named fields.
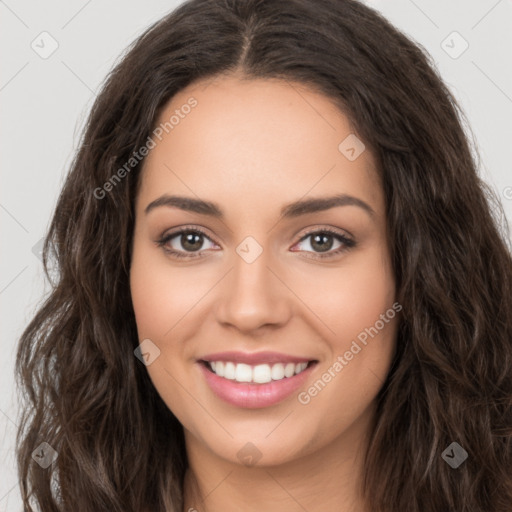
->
xmin=16 ymin=0 xmax=512 ymax=510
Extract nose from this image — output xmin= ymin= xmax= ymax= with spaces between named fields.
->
xmin=215 ymin=246 xmax=292 ymax=334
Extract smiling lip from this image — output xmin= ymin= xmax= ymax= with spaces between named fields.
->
xmin=197 ymin=351 xmax=318 ymax=409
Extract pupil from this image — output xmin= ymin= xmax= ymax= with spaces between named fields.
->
xmin=182 ymin=232 xmax=202 ymax=251
xmin=311 ymin=233 xmax=333 ymax=252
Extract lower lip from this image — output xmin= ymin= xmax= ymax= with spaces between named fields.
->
xmin=198 ymin=361 xmax=317 ymax=409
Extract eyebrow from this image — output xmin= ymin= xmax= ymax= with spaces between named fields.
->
xmin=144 ymin=193 xmax=375 ymax=219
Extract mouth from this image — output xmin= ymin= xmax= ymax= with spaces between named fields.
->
xmin=197 ymin=354 xmax=319 ymax=409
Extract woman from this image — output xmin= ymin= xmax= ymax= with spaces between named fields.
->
xmin=16 ymin=0 xmax=512 ymax=511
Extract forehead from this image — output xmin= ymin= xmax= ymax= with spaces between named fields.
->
xmin=137 ymin=75 xmax=383 ymax=218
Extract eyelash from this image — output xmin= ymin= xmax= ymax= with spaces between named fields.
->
xmin=155 ymin=225 xmax=356 ymax=260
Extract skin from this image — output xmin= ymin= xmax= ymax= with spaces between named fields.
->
xmin=130 ymin=73 xmax=399 ymax=512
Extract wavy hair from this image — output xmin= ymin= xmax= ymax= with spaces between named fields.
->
xmin=16 ymin=0 xmax=512 ymax=510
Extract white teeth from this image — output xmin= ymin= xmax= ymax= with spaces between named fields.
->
xmin=224 ymin=362 xmax=236 ymax=380
xmin=284 ymin=362 xmax=295 ymax=378
xmin=215 ymin=361 xmax=224 ymax=377
xmin=207 ymin=360 xmax=311 ymax=383
xmin=271 ymin=363 xmax=285 ymax=380
xmin=296 ymin=362 xmax=308 ymax=373
xmin=253 ymin=364 xmax=272 ymax=383
xmin=235 ymin=363 xmax=252 ymax=382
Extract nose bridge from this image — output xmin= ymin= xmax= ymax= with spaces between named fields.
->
xmin=215 ymin=238 xmax=289 ymax=331
xmin=233 ymin=243 xmax=272 ymax=293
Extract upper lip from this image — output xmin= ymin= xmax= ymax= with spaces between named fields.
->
xmin=199 ymin=351 xmax=316 ymax=365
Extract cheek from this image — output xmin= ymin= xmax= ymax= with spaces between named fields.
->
xmin=129 ymin=240 xmax=209 ymax=393
xmin=130 ymin=270 xmax=170 ymax=339
xmin=130 ymin=240 xmax=203 ymax=340
xmin=333 ymin=261 xmax=395 ymax=347
xmin=130 ymin=243 xmax=199 ymax=425
xmin=294 ymin=248 xmax=397 ymax=420
xmin=293 ymin=242 xmax=396 ymax=349
xmin=292 ymin=241 xmax=397 ymax=401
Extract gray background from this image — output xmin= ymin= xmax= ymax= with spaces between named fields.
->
xmin=1 ymin=0 xmax=511 ymax=509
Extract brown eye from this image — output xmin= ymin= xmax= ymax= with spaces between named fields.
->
xmin=156 ymin=227 xmax=219 ymax=259
xmin=292 ymin=229 xmax=355 ymax=259
xmin=309 ymin=233 xmax=335 ymax=252
xmin=178 ymin=231 xmax=205 ymax=252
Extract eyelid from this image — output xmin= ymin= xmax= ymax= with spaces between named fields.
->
xmin=158 ymin=224 xmax=218 ymax=243
xmin=295 ymin=225 xmax=354 ymax=242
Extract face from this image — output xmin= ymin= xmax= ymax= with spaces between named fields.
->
xmin=130 ymin=74 xmax=398 ymax=468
